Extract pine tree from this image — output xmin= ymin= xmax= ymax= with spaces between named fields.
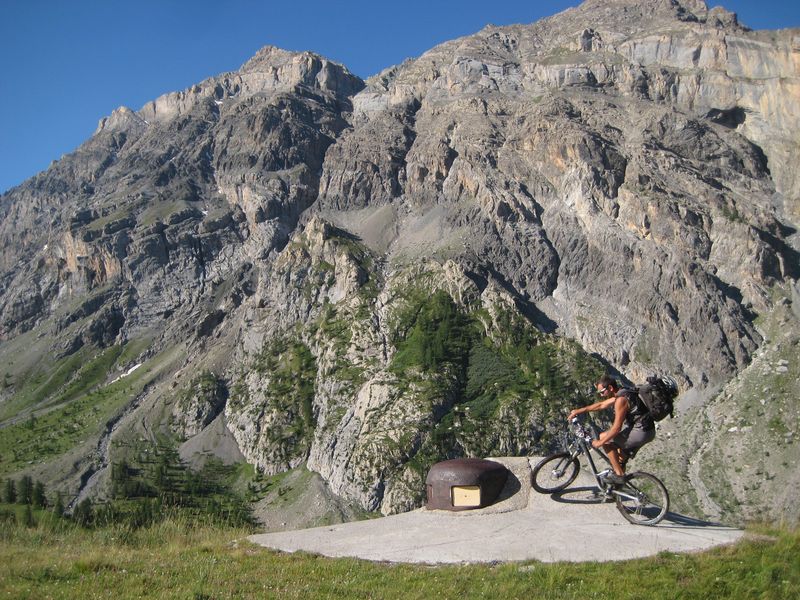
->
xmin=53 ymin=493 xmax=65 ymax=517
xmin=111 ymin=461 xmax=126 ymax=498
xmin=3 ymin=478 xmax=16 ymax=503
xmin=32 ymin=481 xmax=46 ymax=508
xmin=17 ymin=475 xmax=33 ymax=505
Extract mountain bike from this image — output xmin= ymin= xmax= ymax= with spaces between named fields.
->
xmin=531 ymin=417 xmax=670 ymax=525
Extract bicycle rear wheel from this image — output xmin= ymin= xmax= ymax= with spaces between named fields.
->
xmin=531 ymin=452 xmax=580 ymax=493
xmin=614 ymin=471 xmax=669 ymax=525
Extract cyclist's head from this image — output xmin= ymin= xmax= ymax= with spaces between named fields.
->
xmin=596 ymin=375 xmax=618 ymax=397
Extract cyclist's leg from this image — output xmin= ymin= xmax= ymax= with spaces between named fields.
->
xmin=619 ymin=427 xmax=655 ymax=469
xmin=606 ymin=430 xmax=631 ymax=475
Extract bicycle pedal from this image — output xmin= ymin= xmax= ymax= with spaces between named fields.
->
xmin=591 ymin=488 xmax=615 ymax=502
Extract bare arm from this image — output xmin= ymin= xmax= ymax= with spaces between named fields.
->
xmin=595 ymin=396 xmax=629 ymax=445
xmin=567 ymin=397 xmax=616 ymax=421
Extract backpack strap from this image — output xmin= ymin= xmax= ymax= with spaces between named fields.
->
xmin=619 ymin=387 xmax=653 ymax=428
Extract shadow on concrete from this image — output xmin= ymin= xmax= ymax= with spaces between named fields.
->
xmin=548 ymin=486 xmax=739 ymax=529
xmin=494 ymin=471 xmax=522 ymax=504
xmin=549 ymin=486 xmax=611 ymax=504
xmin=659 ymin=512 xmax=739 ymax=529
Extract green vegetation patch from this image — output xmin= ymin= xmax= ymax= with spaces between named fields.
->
xmin=316 ymin=302 xmax=355 ymax=369
xmin=255 ymin=339 xmax=317 ymax=433
xmin=0 ymin=347 xmax=92 ymax=421
xmin=252 ymin=466 xmax=312 ymax=507
xmin=104 ymin=441 xmax=253 ymax=529
xmin=0 ymin=336 xmax=151 ymax=422
xmin=378 ymin=290 xmax=604 ymax=503
xmin=390 ymin=290 xmax=472 ymax=376
xmin=233 ymin=338 xmax=319 ymax=464
xmin=0 ymin=341 xmax=170 ymax=477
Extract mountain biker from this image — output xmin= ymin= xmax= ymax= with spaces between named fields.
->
xmin=566 ymin=375 xmax=655 ymax=485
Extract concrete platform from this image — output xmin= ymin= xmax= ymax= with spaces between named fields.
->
xmin=249 ymin=457 xmax=743 ymax=564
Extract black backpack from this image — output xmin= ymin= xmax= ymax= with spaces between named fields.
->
xmin=635 ymin=375 xmax=678 ymax=421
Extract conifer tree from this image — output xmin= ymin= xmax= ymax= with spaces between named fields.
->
xmin=18 ymin=475 xmax=33 ymax=505
xmin=32 ymin=481 xmax=46 ymax=508
xmin=3 ymin=478 xmax=15 ymax=504
xmin=53 ymin=493 xmax=65 ymax=517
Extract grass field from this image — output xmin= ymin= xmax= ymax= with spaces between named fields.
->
xmin=1 ymin=509 xmax=797 ymax=599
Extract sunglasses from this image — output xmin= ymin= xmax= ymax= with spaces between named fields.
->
xmin=597 ymin=386 xmax=609 ymax=395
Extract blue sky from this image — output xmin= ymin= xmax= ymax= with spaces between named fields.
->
xmin=1 ymin=0 xmax=798 ymax=194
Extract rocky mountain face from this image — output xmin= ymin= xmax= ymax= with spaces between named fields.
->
xmin=0 ymin=0 xmax=798 ymax=523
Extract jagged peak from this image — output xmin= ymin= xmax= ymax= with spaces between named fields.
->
xmin=239 ymin=45 xmax=315 ymax=73
xmin=94 ymin=106 xmax=148 ymax=134
xmin=238 ymin=45 xmax=364 ymax=98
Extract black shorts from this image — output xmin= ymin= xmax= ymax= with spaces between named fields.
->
xmin=611 ymin=427 xmax=655 ymax=458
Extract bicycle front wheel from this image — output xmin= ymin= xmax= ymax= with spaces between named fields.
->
xmin=531 ymin=452 xmax=580 ymax=493
xmin=614 ymin=471 xmax=669 ymax=525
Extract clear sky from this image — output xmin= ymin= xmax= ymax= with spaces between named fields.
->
xmin=1 ymin=0 xmax=798 ymax=195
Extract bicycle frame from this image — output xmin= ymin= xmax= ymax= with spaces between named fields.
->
xmin=564 ymin=418 xmax=613 ymax=486
xmin=561 ymin=419 xmax=648 ymax=505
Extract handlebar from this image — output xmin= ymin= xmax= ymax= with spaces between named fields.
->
xmin=569 ymin=416 xmax=594 ymax=443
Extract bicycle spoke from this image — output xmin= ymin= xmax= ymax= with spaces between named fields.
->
xmin=532 ymin=453 xmax=580 ymax=493
xmin=614 ymin=472 xmax=669 ymax=525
